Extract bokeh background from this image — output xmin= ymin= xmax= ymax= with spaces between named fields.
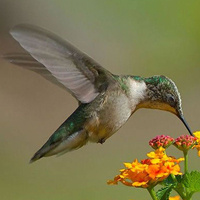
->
xmin=0 ymin=0 xmax=200 ymax=199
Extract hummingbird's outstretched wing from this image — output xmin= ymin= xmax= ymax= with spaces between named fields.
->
xmin=3 ymin=53 xmax=68 ymax=91
xmin=4 ymin=24 xmax=113 ymax=103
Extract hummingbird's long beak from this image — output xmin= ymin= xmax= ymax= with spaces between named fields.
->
xmin=179 ymin=115 xmax=193 ymax=136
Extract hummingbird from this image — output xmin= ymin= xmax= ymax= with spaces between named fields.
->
xmin=3 ymin=24 xmax=193 ymax=163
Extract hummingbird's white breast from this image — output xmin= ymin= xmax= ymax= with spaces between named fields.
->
xmin=127 ymin=78 xmax=147 ymax=110
xmin=86 ymin=79 xmax=147 ymax=143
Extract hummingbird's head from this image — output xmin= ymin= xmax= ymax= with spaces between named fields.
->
xmin=139 ymin=75 xmax=193 ymax=135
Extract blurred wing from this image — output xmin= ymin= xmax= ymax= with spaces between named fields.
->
xmin=3 ymin=53 xmax=67 ymax=90
xmin=7 ymin=24 xmax=112 ymax=103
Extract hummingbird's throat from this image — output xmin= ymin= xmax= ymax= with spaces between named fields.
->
xmin=137 ymin=101 xmax=177 ymax=115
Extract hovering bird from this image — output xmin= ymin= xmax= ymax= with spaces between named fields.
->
xmin=3 ymin=24 xmax=193 ymax=163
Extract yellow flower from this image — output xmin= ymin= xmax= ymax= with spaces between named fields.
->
xmin=195 ymin=145 xmax=200 ymax=157
xmin=193 ymin=131 xmax=200 ymax=156
xmin=169 ymin=196 xmax=180 ymax=200
xmin=108 ymin=147 xmax=183 ymax=188
xmin=193 ymin=131 xmax=200 ymax=140
xmin=147 ymin=147 xmax=166 ymax=159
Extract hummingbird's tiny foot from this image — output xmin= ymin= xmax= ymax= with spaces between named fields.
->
xmin=98 ymin=138 xmax=106 ymax=144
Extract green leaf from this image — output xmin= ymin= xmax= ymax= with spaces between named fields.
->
xmin=182 ymin=171 xmax=200 ymax=193
xmin=163 ymin=175 xmax=174 ymax=186
xmin=156 ymin=185 xmax=173 ymax=200
xmin=162 ymin=174 xmax=182 ymax=186
xmin=176 ymin=175 xmax=183 ymax=183
xmin=163 ymin=175 xmax=176 ymax=186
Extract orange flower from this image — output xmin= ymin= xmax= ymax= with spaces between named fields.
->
xmin=147 ymin=164 xmax=163 ymax=179
xmin=108 ymin=147 xmax=183 ymax=188
xmin=169 ymin=196 xmax=180 ymax=200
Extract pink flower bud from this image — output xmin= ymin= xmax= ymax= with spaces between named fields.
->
xmin=173 ymin=135 xmax=197 ymax=152
xmin=149 ymin=135 xmax=174 ymax=149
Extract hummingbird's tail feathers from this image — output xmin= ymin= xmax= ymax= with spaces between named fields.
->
xmin=29 ymin=140 xmax=60 ymax=163
xmin=29 ymin=129 xmax=88 ymax=163
xmin=29 ymin=127 xmax=67 ymax=163
xmin=29 ymin=152 xmax=43 ymax=163
xmin=45 ymin=130 xmax=88 ymax=156
xmin=29 ymin=103 xmax=88 ymax=163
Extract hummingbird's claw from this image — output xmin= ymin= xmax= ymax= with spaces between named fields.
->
xmin=98 ymin=138 xmax=106 ymax=144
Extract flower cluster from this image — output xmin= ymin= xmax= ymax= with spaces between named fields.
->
xmin=149 ymin=135 xmax=174 ymax=149
xmin=173 ymin=135 xmax=197 ymax=153
xmin=150 ymin=134 xmax=200 ymax=155
xmin=107 ymin=147 xmax=183 ymax=188
xmin=108 ymin=132 xmax=200 ymax=200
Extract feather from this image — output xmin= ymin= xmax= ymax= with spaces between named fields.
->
xmin=7 ymin=24 xmax=112 ymax=103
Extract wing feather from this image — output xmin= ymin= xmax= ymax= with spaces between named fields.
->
xmin=6 ymin=24 xmax=112 ymax=103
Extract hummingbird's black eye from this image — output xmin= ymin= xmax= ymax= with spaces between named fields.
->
xmin=167 ymin=94 xmax=176 ymax=107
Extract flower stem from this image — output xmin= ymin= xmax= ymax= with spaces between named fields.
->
xmin=183 ymin=151 xmax=188 ymax=174
xmin=171 ymin=174 xmax=177 ymax=182
xmin=147 ymin=187 xmax=158 ymax=200
xmin=187 ymin=192 xmax=194 ymax=200
xmin=174 ymin=188 xmax=187 ymax=200
xmin=171 ymin=175 xmax=187 ymax=199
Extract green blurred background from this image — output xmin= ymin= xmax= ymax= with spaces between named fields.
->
xmin=0 ymin=0 xmax=200 ymax=199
